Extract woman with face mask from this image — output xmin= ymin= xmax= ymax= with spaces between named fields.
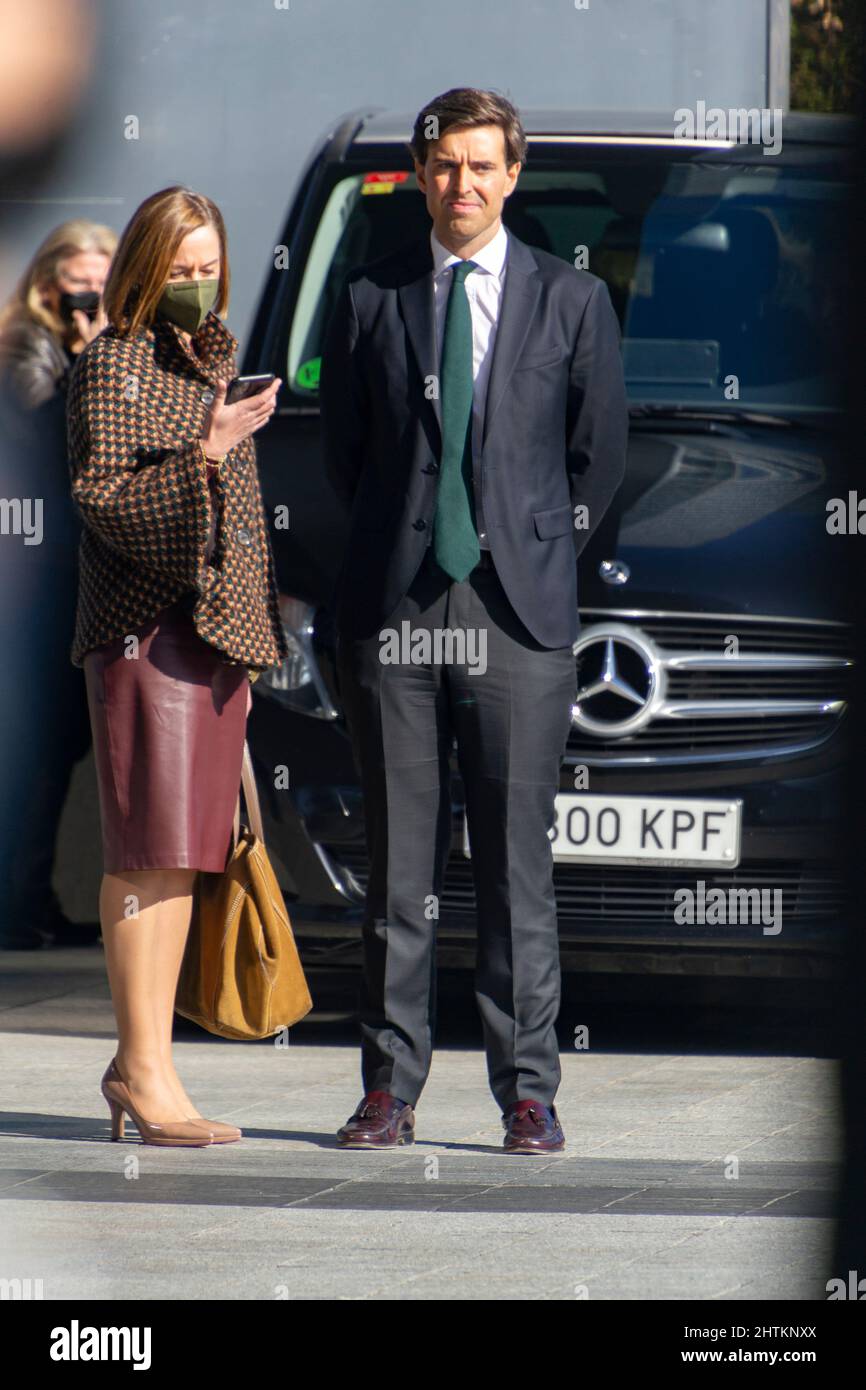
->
xmin=66 ymin=186 xmax=288 ymax=1146
xmin=0 ymin=221 xmax=116 ymax=951
xmin=0 ymin=219 xmax=114 ymax=409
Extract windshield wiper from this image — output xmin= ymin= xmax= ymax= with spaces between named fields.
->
xmin=628 ymin=404 xmax=840 ymax=432
xmin=625 ymin=403 xmax=795 ymax=428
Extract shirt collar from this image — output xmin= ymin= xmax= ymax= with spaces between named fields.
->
xmin=430 ymin=222 xmax=509 ymax=281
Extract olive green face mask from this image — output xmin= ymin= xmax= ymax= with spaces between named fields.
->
xmin=156 ymin=277 xmax=219 ymax=334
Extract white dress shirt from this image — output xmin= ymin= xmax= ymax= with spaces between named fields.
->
xmin=430 ymin=222 xmax=509 ymax=548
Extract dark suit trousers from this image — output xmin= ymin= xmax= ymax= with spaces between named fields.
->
xmin=336 ymin=548 xmax=576 ymax=1110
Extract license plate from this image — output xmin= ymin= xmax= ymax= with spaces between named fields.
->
xmin=463 ymin=793 xmax=742 ymax=868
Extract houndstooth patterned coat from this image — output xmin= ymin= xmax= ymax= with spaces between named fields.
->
xmin=66 ymin=310 xmax=289 ymax=678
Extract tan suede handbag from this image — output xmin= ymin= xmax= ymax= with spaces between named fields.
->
xmin=176 ymin=740 xmax=312 ymax=1039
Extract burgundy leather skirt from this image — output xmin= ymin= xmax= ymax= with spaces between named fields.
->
xmin=83 ymin=596 xmax=249 ymax=874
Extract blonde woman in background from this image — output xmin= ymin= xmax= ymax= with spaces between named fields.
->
xmin=0 ymin=220 xmax=117 ymax=951
xmin=0 ymin=219 xmax=116 ymax=408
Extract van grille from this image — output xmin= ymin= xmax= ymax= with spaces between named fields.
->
xmin=569 ymin=609 xmax=851 ymax=763
xmin=324 ymin=844 xmax=846 ymax=930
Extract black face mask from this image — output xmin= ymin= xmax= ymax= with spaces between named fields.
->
xmin=59 ymin=290 xmax=100 ymax=323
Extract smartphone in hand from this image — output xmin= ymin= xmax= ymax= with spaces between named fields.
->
xmin=225 ymin=373 xmax=276 ymax=405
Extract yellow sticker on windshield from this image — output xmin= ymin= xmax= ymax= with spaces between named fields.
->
xmin=361 ymin=171 xmax=409 ymax=195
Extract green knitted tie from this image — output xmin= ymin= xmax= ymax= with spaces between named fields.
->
xmin=433 ymin=259 xmax=480 ymax=582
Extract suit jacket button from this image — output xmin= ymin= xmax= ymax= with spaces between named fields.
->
xmin=201 ymin=388 xmax=215 ymax=405
xmin=412 ymin=519 xmax=427 ymax=531
xmin=422 ymin=463 xmax=439 ymax=474
xmin=236 ymin=526 xmax=252 ymax=546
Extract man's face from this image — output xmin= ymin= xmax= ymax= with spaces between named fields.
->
xmin=415 ymin=124 xmax=520 ymax=250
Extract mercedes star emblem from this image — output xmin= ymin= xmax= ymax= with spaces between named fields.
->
xmin=572 ymin=623 xmax=663 ymax=738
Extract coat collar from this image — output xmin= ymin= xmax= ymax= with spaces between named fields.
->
xmin=397 ymin=228 xmax=542 ymax=451
xmin=146 ymin=310 xmax=237 ymax=382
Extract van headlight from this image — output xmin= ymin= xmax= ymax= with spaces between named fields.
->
xmin=256 ymin=596 xmax=338 ymax=720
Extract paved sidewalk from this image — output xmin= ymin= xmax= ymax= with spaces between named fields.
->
xmin=0 ymin=950 xmax=841 ymax=1300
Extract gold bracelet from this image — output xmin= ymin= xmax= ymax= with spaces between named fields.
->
xmin=199 ymin=439 xmax=226 ymax=471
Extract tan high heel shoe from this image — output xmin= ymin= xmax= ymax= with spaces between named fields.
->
xmin=189 ymin=1117 xmax=242 ymax=1143
xmin=101 ymin=1058 xmax=214 ymax=1147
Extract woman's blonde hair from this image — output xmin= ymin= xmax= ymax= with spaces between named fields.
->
xmin=102 ymin=186 xmax=230 ymax=336
xmin=0 ymin=219 xmax=117 ymax=340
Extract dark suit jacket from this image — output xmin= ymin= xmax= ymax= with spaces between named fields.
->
xmin=319 ymin=229 xmax=628 ymax=648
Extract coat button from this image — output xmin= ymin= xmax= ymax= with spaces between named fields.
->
xmin=412 ymin=519 xmax=427 ymax=531
xmin=422 ymin=463 xmax=439 ymax=474
xmin=236 ymin=526 xmax=252 ymax=546
xmin=201 ymin=388 xmax=215 ymax=405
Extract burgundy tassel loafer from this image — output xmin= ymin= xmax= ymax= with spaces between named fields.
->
xmin=336 ymin=1090 xmax=415 ymax=1148
xmin=502 ymin=1099 xmax=565 ymax=1153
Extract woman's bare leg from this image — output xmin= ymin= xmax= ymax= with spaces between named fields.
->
xmin=100 ymin=867 xmax=200 ymax=1122
xmin=150 ymin=881 xmax=209 ymax=1118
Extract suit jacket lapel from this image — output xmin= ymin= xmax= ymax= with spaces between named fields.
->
xmin=397 ymin=238 xmax=442 ymax=444
xmin=481 ymin=232 xmax=542 ymax=448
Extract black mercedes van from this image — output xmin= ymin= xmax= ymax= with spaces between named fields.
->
xmin=240 ymin=108 xmax=854 ymax=977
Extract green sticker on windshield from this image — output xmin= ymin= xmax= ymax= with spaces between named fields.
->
xmin=296 ymin=356 xmax=321 ymax=391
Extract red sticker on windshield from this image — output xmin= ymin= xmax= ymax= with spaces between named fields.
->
xmin=363 ymin=171 xmax=410 ymax=184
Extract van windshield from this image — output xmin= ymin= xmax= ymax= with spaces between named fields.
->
xmin=285 ymin=159 xmax=848 ymax=416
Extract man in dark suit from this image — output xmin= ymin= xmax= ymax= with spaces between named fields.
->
xmin=320 ymin=88 xmax=628 ymax=1152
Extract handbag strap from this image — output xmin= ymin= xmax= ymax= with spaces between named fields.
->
xmin=230 ymin=739 xmax=265 ymax=851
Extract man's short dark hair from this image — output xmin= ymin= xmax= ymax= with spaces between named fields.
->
xmin=409 ymin=88 xmax=527 ymax=168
